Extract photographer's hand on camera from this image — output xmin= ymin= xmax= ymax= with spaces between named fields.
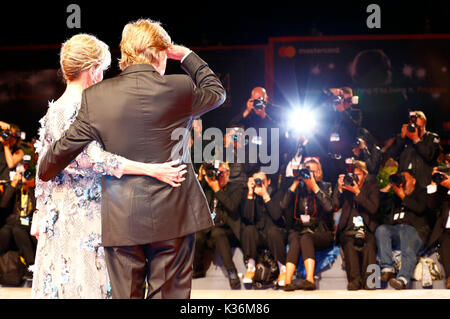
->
xmin=401 ymin=123 xmax=421 ymax=143
xmin=204 ymin=173 xmax=221 ymax=193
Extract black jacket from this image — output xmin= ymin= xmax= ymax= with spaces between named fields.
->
xmin=37 ymin=53 xmax=226 ymax=246
xmin=427 ymin=186 xmax=450 ymax=247
xmin=0 ymin=183 xmax=35 ymax=226
xmin=280 ymin=180 xmax=334 ymax=233
xmin=332 ymin=179 xmax=380 ymax=239
xmin=381 ymin=186 xmax=430 ymax=244
xmin=241 ymin=187 xmax=285 ymax=231
xmin=201 ymin=181 xmax=246 ymax=241
xmin=385 ymin=131 xmax=441 ymax=188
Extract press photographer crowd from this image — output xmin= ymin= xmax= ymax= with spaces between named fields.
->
xmin=1 ymin=84 xmax=449 ymax=293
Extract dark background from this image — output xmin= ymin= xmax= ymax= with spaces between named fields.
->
xmin=1 ymin=1 xmax=450 ymax=152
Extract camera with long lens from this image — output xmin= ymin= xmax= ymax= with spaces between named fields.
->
xmin=407 ymin=111 xmax=421 ymax=136
xmin=252 ymin=97 xmax=267 ymax=110
xmin=22 ymin=155 xmax=34 ymax=180
xmin=389 ymin=173 xmax=405 ymax=187
xmin=343 ymin=158 xmax=359 ymax=186
xmin=1 ymin=129 xmax=22 ymax=141
xmin=203 ymin=161 xmax=223 ymax=180
xmin=431 ymin=167 xmax=450 ymax=184
xmin=352 ymin=137 xmax=364 ymax=150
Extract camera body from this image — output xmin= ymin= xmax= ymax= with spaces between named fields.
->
xmin=343 ymin=158 xmax=359 ymax=186
xmin=389 ymin=173 xmax=405 ymax=187
xmin=407 ymin=111 xmax=421 ymax=136
xmin=431 ymin=167 xmax=450 ymax=184
xmin=0 ymin=129 xmax=24 ymax=141
xmin=203 ymin=161 xmax=223 ymax=180
xmin=352 ymin=216 xmax=366 ymax=249
xmin=252 ymin=98 xmax=266 ymax=110
xmin=292 ymin=162 xmax=311 ymax=180
xmin=22 ymin=155 xmax=34 ymax=180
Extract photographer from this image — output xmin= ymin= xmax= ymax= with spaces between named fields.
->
xmin=240 ymin=171 xmax=286 ymax=286
xmin=0 ymin=161 xmax=37 ymax=270
xmin=426 ymin=167 xmax=450 ymax=289
xmin=280 ymin=157 xmax=334 ymax=291
xmin=194 ymin=162 xmax=246 ymax=288
xmin=326 ymin=87 xmax=363 ymax=183
xmin=375 ymin=169 xmax=429 ymax=290
xmin=0 ymin=121 xmax=25 ymax=181
xmin=351 ymin=128 xmax=382 ymax=176
xmin=332 ymin=160 xmax=380 ymax=290
xmin=384 ymin=110 xmax=441 ymax=188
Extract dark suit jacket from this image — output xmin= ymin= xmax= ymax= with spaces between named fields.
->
xmin=381 ymin=186 xmax=430 ymax=244
xmin=332 ymin=179 xmax=380 ymax=239
xmin=427 ymin=187 xmax=450 ymax=247
xmin=201 ymin=181 xmax=246 ymax=241
xmin=0 ymin=184 xmax=36 ymax=226
xmin=38 ymin=53 xmax=226 ymax=246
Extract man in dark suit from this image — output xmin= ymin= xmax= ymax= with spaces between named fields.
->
xmin=38 ymin=19 xmax=226 ymax=298
xmin=332 ymin=160 xmax=380 ymax=290
xmin=426 ymin=168 xmax=450 ymax=289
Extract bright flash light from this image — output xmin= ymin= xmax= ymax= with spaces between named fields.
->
xmin=288 ymin=108 xmax=316 ymax=133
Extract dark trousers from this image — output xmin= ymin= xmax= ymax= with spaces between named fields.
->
xmin=194 ymin=225 xmax=240 ymax=272
xmin=440 ymin=232 xmax=450 ymax=277
xmin=104 ymin=234 xmax=195 ymax=299
xmin=339 ymin=232 xmax=377 ymax=285
xmin=286 ymin=230 xmax=334 ymax=264
xmin=0 ymin=224 xmax=36 ymax=265
xmin=241 ymin=224 xmax=286 ymax=264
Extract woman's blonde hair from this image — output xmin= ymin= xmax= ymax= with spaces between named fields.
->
xmin=119 ymin=19 xmax=172 ymax=71
xmin=60 ymin=33 xmax=111 ymax=82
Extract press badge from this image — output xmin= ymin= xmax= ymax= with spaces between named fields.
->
xmin=300 ymin=215 xmax=311 ymax=223
xmin=353 ymin=216 xmax=364 ymax=227
xmin=330 ymin=133 xmax=340 ymax=142
xmin=20 ymin=217 xmax=30 ymax=226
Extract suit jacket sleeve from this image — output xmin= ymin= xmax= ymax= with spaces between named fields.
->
xmin=354 ymin=182 xmax=380 ymax=215
xmin=38 ymin=90 xmax=101 ymax=181
xmin=214 ymin=184 xmax=245 ymax=220
xmin=180 ymin=52 xmax=226 ymax=118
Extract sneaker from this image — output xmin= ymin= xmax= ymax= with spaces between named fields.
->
xmin=227 ymin=269 xmax=240 ymax=289
xmin=389 ymin=277 xmax=407 ymax=290
xmin=277 ymin=272 xmax=286 ymax=287
xmin=242 ymin=270 xmax=255 ymax=284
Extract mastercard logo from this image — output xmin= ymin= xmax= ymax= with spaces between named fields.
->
xmin=278 ymin=46 xmax=296 ymax=58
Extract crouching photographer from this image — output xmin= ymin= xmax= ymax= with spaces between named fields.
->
xmin=280 ymin=157 xmax=334 ymax=291
xmin=0 ymin=155 xmax=37 ymax=271
xmin=426 ymin=167 xmax=450 ymax=289
xmin=194 ymin=161 xmax=246 ymax=288
xmin=0 ymin=121 xmax=25 ymax=182
xmin=332 ymin=160 xmax=380 ymax=290
xmin=376 ymin=169 xmax=429 ymax=289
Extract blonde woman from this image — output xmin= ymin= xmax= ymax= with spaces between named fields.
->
xmin=31 ymin=34 xmax=186 ymax=298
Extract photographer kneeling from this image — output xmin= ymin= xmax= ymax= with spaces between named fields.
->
xmin=376 ymin=170 xmax=428 ymax=289
xmin=333 ymin=160 xmax=380 ymax=290
xmin=194 ymin=162 xmax=246 ymax=289
xmin=280 ymin=157 xmax=334 ymax=291
xmin=0 ymin=158 xmax=37 ymax=271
